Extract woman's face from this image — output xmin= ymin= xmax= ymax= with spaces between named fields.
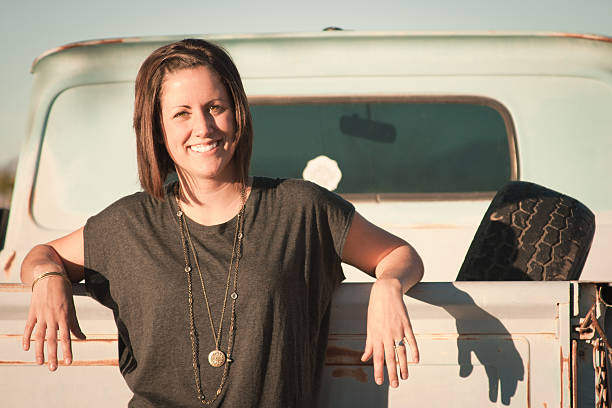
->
xmin=160 ymin=66 xmax=237 ymax=183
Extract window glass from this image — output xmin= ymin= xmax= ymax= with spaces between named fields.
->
xmin=32 ymin=86 xmax=514 ymax=230
xmin=32 ymin=83 xmax=140 ymax=229
xmin=250 ymin=101 xmax=512 ymax=195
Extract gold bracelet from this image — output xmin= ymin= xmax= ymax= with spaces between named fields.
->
xmin=31 ymin=272 xmax=71 ymax=292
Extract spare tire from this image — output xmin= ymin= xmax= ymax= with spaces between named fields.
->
xmin=456 ymin=181 xmax=595 ymax=281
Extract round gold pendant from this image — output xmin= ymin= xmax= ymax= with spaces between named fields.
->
xmin=208 ymin=349 xmax=226 ymax=367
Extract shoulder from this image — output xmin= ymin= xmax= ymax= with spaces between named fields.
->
xmin=254 ymin=176 xmax=330 ymax=198
xmin=253 ymin=177 xmax=326 ymax=205
xmin=87 ymin=188 xmax=168 ymax=226
xmin=101 ymin=190 xmax=157 ymax=215
xmin=253 ymin=176 xmax=354 ymax=211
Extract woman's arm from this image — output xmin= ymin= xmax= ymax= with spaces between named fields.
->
xmin=21 ymin=227 xmax=87 ymax=371
xmin=341 ymin=212 xmax=424 ymax=389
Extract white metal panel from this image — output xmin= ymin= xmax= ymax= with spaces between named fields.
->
xmin=1 ymin=281 xmax=575 ymax=407
xmin=322 ymin=281 xmax=571 ymax=407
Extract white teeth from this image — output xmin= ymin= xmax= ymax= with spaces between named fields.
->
xmin=189 ymin=141 xmax=219 ymax=153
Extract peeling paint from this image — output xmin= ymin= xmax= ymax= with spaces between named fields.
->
xmin=571 ymin=340 xmax=578 ymax=408
xmin=32 ymin=337 xmax=118 ymax=343
xmin=560 ymin=346 xmax=571 ymax=408
xmin=325 ymin=345 xmax=369 ymax=366
xmin=331 ymin=367 xmax=368 ymax=383
xmin=547 ymin=32 xmax=612 ymax=44
xmin=0 ymin=359 xmax=118 ymax=366
xmin=2 ymin=335 xmax=118 ymax=342
xmin=0 ymin=283 xmax=29 ymax=292
xmin=2 ymin=250 xmax=15 ymax=279
xmin=31 ymin=38 xmax=135 ymax=72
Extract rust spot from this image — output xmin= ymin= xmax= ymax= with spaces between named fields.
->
xmin=572 ymin=340 xmax=578 ymax=407
xmin=0 ymin=283 xmax=29 ymax=292
xmin=38 ymin=337 xmax=117 ymax=343
xmin=0 ymin=359 xmax=118 ymax=366
xmin=68 ymin=359 xmax=118 ymax=366
xmin=31 ymin=37 xmax=138 ymax=72
xmin=560 ymin=346 xmax=570 ymax=408
xmin=57 ymin=38 xmax=125 ymax=51
xmin=8 ymin=336 xmax=118 ymax=343
xmin=78 ymin=338 xmax=117 ymax=343
xmin=3 ymin=250 xmax=15 ymax=279
xmin=331 ymin=367 xmax=368 ymax=383
xmin=0 ymin=334 xmax=28 ymax=339
xmin=547 ymin=32 xmax=612 ymax=44
xmin=0 ymin=361 xmax=40 ymax=365
xmin=325 ymin=345 xmax=369 ymax=366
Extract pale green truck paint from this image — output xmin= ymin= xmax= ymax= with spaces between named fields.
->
xmin=1 ymin=32 xmax=611 ymax=406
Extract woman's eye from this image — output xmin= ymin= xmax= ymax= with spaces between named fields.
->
xmin=173 ymin=111 xmax=189 ymax=119
xmin=209 ymin=105 xmax=226 ymax=114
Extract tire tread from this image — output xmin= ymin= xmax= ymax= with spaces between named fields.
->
xmin=456 ymin=182 xmax=595 ymax=281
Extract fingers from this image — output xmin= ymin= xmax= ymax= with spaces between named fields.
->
xmin=369 ymin=337 xmax=409 ymax=388
xmin=364 ymin=336 xmax=405 ymax=387
xmin=58 ymin=321 xmax=72 ymax=365
xmin=395 ymin=340 xmax=409 ymax=380
xmin=372 ymin=342 xmax=385 ymax=385
xmin=404 ymin=323 xmax=420 ymax=364
xmin=24 ymin=276 xmax=84 ymax=371
xmin=363 ymin=289 xmax=420 ymax=388
xmin=46 ymin=324 xmax=59 ymax=371
xmin=28 ymin=318 xmax=81 ymax=370
xmin=23 ymin=309 xmax=36 ymax=351
xmin=361 ymin=336 xmax=373 ymax=362
xmin=33 ymin=322 xmax=46 ymax=365
xmin=384 ymin=339 xmax=399 ymax=388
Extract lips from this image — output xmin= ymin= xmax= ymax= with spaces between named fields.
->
xmin=189 ymin=140 xmax=219 ymax=153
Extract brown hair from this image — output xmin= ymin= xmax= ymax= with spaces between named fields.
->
xmin=133 ymin=38 xmax=253 ymax=199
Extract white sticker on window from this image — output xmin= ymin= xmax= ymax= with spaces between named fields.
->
xmin=302 ymin=155 xmax=342 ymax=191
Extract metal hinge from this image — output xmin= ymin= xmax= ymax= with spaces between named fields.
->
xmin=573 ymin=287 xmax=611 ymax=408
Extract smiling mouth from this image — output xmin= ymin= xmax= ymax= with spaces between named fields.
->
xmin=189 ymin=141 xmax=219 ymax=153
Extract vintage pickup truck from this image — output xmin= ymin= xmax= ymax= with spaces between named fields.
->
xmin=1 ymin=31 xmax=611 ymax=407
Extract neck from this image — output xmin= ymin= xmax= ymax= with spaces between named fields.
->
xmin=176 ymin=171 xmax=249 ymax=226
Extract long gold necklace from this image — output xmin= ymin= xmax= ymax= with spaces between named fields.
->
xmin=175 ymin=183 xmax=246 ymax=404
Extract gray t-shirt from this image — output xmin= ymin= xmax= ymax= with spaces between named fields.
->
xmin=84 ymin=177 xmax=355 ymax=407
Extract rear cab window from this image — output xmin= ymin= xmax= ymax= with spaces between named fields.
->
xmin=250 ymin=97 xmax=516 ymax=198
xmin=32 ymin=89 xmax=516 ymax=230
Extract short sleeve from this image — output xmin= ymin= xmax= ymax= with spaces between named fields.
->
xmin=307 ymin=182 xmax=355 ymax=258
xmin=82 ymin=194 xmax=140 ymax=310
xmin=84 ymin=212 xmax=108 ymax=277
xmin=83 ymin=208 xmax=114 ymax=309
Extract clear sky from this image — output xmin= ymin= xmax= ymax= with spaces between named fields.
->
xmin=1 ymin=0 xmax=611 ymax=167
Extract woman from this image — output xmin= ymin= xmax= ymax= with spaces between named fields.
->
xmin=21 ymin=39 xmax=423 ymax=407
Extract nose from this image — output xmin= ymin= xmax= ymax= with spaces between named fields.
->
xmin=193 ymin=110 xmax=215 ymax=137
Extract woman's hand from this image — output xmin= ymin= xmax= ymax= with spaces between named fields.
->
xmin=361 ymin=277 xmax=419 ymax=388
xmin=20 ymin=232 xmax=87 ymax=371
xmin=341 ymin=212 xmax=424 ymax=388
xmin=23 ymin=274 xmax=86 ymax=371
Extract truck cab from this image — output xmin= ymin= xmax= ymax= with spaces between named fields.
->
xmin=1 ymin=32 xmax=611 ymax=407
